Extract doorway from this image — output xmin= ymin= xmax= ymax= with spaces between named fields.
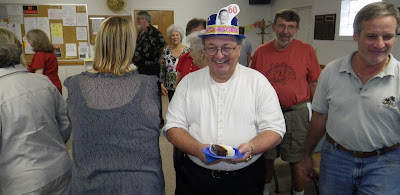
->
xmin=293 ymin=6 xmax=312 ymax=44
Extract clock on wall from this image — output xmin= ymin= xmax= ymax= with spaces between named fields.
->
xmin=106 ymin=0 xmax=126 ymax=13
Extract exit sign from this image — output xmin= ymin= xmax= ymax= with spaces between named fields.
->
xmin=23 ymin=6 xmax=38 ymax=15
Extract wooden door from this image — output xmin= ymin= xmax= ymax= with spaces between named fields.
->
xmin=293 ymin=6 xmax=312 ymax=44
xmin=134 ymin=10 xmax=174 ymax=46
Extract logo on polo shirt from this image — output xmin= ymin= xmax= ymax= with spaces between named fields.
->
xmin=382 ymin=96 xmax=397 ymax=109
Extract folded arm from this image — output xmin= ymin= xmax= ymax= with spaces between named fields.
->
xmin=34 ymin=68 xmax=44 ymax=74
xmin=232 ymin=130 xmax=282 ymax=163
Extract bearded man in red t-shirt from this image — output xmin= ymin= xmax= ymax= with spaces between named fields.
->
xmin=251 ymin=9 xmax=321 ymax=195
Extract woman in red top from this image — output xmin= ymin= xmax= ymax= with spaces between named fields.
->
xmin=175 ymin=30 xmax=207 ymax=88
xmin=27 ymin=29 xmax=62 ymax=94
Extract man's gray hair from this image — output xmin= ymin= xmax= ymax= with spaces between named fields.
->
xmin=167 ymin=24 xmax=185 ymax=41
xmin=354 ymin=2 xmax=400 ymax=36
xmin=138 ymin=10 xmax=152 ymax=23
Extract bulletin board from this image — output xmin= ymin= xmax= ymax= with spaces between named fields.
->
xmin=0 ymin=4 xmax=88 ymax=64
xmin=88 ymin=15 xmax=132 ymax=44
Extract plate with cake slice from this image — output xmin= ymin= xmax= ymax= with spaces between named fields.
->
xmin=202 ymin=144 xmax=245 ymax=159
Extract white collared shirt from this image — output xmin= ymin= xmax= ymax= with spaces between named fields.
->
xmin=164 ymin=64 xmax=285 ymax=171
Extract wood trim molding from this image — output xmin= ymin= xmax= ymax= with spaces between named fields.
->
xmin=59 ymin=61 xmax=85 ymax=66
xmin=27 ymin=60 xmax=84 ymax=66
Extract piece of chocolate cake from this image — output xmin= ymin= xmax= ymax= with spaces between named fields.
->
xmin=210 ymin=144 xmax=235 ymax=156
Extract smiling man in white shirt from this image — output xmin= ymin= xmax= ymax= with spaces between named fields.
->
xmin=163 ymin=4 xmax=285 ymax=194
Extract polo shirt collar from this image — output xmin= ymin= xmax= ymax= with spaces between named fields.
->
xmin=382 ymin=53 xmax=396 ymax=77
xmin=338 ymin=51 xmax=356 ymax=74
xmin=339 ymin=51 xmax=396 ymax=78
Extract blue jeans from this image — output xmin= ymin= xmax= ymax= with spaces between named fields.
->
xmin=319 ymin=139 xmax=400 ymax=195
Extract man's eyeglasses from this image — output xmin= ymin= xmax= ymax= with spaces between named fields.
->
xmin=204 ymin=45 xmax=238 ymax=56
xmin=275 ymin=24 xmax=297 ymax=32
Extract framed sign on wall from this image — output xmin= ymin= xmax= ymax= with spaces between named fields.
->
xmin=314 ymin=14 xmax=336 ymax=40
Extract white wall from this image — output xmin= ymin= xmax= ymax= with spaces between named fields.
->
xmin=58 ymin=65 xmax=86 ymax=99
xmin=313 ymin=0 xmax=400 ymax=64
xmin=311 ymin=0 xmax=357 ymax=65
xmin=3 ymin=0 xmax=400 ymax=65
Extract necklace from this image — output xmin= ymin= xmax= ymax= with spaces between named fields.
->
xmin=356 ymin=57 xmax=389 ymax=79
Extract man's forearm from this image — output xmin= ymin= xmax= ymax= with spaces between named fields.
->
xmin=166 ymin=127 xmax=206 ymax=158
xmin=304 ymin=111 xmax=327 ymax=155
xmin=309 ymin=81 xmax=318 ymax=102
xmin=249 ymin=130 xmax=282 ymax=155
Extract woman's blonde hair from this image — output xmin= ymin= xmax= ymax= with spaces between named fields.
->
xmin=26 ymin=29 xmax=54 ymax=52
xmin=0 ymin=27 xmax=26 ymax=67
xmin=93 ymin=16 xmax=136 ymax=76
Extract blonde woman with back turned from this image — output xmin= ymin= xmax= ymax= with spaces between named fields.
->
xmin=64 ymin=17 xmax=165 ymax=194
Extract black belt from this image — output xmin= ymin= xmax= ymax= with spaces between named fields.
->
xmin=183 ymin=156 xmax=263 ymax=179
xmin=281 ymin=102 xmax=308 ymax=113
xmin=326 ymin=134 xmax=400 ymax=158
